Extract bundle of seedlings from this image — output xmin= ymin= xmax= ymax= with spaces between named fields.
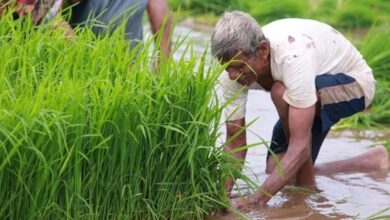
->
xmin=0 ymin=13 xmax=249 ymax=219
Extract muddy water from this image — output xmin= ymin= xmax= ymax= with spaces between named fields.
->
xmin=206 ymin=88 xmax=390 ymax=219
xmin=170 ymin=24 xmax=390 ymax=219
xmin=226 ymin=90 xmax=390 ymax=219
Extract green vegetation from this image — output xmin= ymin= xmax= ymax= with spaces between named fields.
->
xmin=0 ymin=13 xmax=246 ymax=219
xmin=169 ymin=0 xmax=245 ymax=15
xmin=247 ymin=0 xmax=310 ymax=25
xmin=169 ymin=0 xmax=390 ymax=29
xmin=312 ymin=0 xmax=389 ymax=29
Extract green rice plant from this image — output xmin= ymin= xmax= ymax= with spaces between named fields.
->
xmin=367 ymin=207 xmax=390 ymax=220
xmin=247 ymin=0 xmax=310 ymax=24
xmin=331 ymin=3 xmax=377 ymax=29
xmin=0 ymin=12 xmax=249 ymax=219
xmin=168 ymin=0 xmax=247 ymax=15
xmin=313 ymin=0 xmax=390 ymax=29
xmin=335 ymin=26 xmax=390 ymax=129
xmin=385 ymin=141 xmax=390 ymax=155
xmin=358 ymin=26 xmax=390 ymax=82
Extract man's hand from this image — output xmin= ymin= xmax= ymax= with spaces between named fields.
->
xmin=230 ymin=193 xmax=265 ymax=210
xmin=255 ymin=104 xmax=316 ymax=205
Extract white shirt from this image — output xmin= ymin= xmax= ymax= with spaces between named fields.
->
xmin=220 ymin=18 xmax=375 ymax=121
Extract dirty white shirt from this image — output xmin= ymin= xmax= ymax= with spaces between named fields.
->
xmin=220 ymin=18 xmax=375 ymax=121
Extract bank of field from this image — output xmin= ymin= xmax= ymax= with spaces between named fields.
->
xmin=0 ymin=15 xmax=245 ymax=219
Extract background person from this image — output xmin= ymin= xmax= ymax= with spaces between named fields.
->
xmin=70 ymin=0 xmax=172 ymax=57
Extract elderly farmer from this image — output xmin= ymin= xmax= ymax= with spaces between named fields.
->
xmin=211 ymin=11 xmax=389 ymax=208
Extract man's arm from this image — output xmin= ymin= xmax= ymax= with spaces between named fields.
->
xmin=256 ymin=104 xmax=315 ymax=205
xmin=224 ymin=117 xmax=247 ymax=195
xmin=146 ymin=0 xmax=172 ymax=58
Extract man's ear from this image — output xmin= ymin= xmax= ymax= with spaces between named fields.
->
xmin=258 ymin=40 xmax=270 ymax=59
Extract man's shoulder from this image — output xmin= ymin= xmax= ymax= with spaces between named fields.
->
xmin=264 ymin=18 xmax=329 ymax=29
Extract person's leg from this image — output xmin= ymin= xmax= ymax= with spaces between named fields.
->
xmin=266 ymin=120 xmax=287 ymax=174
xmin=266 ymin=78 xmax=390 ymax=182
xmin=267 ymin=116 xmax=329 ymax=188
xmin=312 ymin=73 xmax=389 ymax=175
xmin=266 ymin=81 xmax=316 ymax=187
xmin=315 ymin=145 xmax=389 ymax=175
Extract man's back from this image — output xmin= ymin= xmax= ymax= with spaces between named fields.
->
xmin=263 ymin=18 xmax=375 ymax=108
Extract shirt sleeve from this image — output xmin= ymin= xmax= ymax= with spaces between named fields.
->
xmin=280 ymin=51 xmax=318 ymax=108
xmin=218 ymin=71 xmax=248 ymax=121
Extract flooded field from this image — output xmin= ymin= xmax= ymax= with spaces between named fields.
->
xmin=228 ymin=90 xmax=390 ymax=219
xmin=169 ymin=23 xmax=390 ymax=219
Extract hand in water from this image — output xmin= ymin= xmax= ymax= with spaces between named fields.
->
xmin=230 ymin=194 xmax=264 ymax=210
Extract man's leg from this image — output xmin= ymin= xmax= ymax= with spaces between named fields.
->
xmin=313 ymin=73 xmax=390 ymax=175
xmin=267 ymin=81 xmax=316 ymax=187
xmin=266 ymin=80 xmax=389 ymax=182
xmin=315 ymin=145 xmax=389 ymax=175
xmin=266 ymin=117 xmax=325 ymax=188
xmin=267 ymin=117 xmax=389 ymax=178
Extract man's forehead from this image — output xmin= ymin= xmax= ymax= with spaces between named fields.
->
xmin=222 ymin=52 xmax=246 ymax=64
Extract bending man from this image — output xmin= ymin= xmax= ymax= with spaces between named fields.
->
xmin=211 ymin=11 xmax=389 ymax=207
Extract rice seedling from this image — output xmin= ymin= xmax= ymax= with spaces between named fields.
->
xmin=367 ymin=207 xmax=390 ymax=220
xmin=247 ymin=0 xmax=309 ymax=24
xmin=312 ymin=0 xmax=390 ymax=29
xmin=0 ymin=12 xmax=249 ymax=219
xmin=385 ymin=142 xmax=390 ymax=155
xmin=168 ymin=0 xmax=246 ymax=15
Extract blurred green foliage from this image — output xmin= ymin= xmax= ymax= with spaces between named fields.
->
xmin=168 ymin=0 xmax=246 ymax=15
xmin=313 ymin=0 xmax=390 ymax=28
xmin=169 ymin=0 xmax=390 ymax=29
xmin=247 ymin=0 xmax=310 ymax=25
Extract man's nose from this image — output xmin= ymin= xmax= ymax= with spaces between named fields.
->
xmin=227 ymin=70 xmax=240 ymax=80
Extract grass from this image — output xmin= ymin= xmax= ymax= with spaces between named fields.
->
xmin=248 ymin=0 xmax=310 ymax=25
xmin=169 ymin=0 xmax=390 ymax=29
xmin=168 ymin=0 xmax=245 ymax=15
xmin=0 ymin=12 xmax=249 ymax=219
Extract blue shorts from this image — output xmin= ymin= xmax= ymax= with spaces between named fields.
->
xmin=70 ymin=0 xmax=147 ymax=49
xmin=268 ymin=73 xmax=366 ymax=163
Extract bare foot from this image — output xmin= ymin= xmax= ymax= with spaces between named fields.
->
xmin=361 ymin=145 xmax=390 ymax=170
xmin=315 ymin=145 xmax=389 ymax=175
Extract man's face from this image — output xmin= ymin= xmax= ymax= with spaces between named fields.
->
xmin=224 ymin=52 xmax=261 ymax=86
xmin=222 ymin=40 xmax=270 ymax=86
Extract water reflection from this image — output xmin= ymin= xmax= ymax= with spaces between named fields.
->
xmin=228 ymin=90 xmax=390 ymax=219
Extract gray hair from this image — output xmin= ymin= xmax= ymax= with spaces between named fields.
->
xmin=211 ymin=11 xmax=265 ymax=60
